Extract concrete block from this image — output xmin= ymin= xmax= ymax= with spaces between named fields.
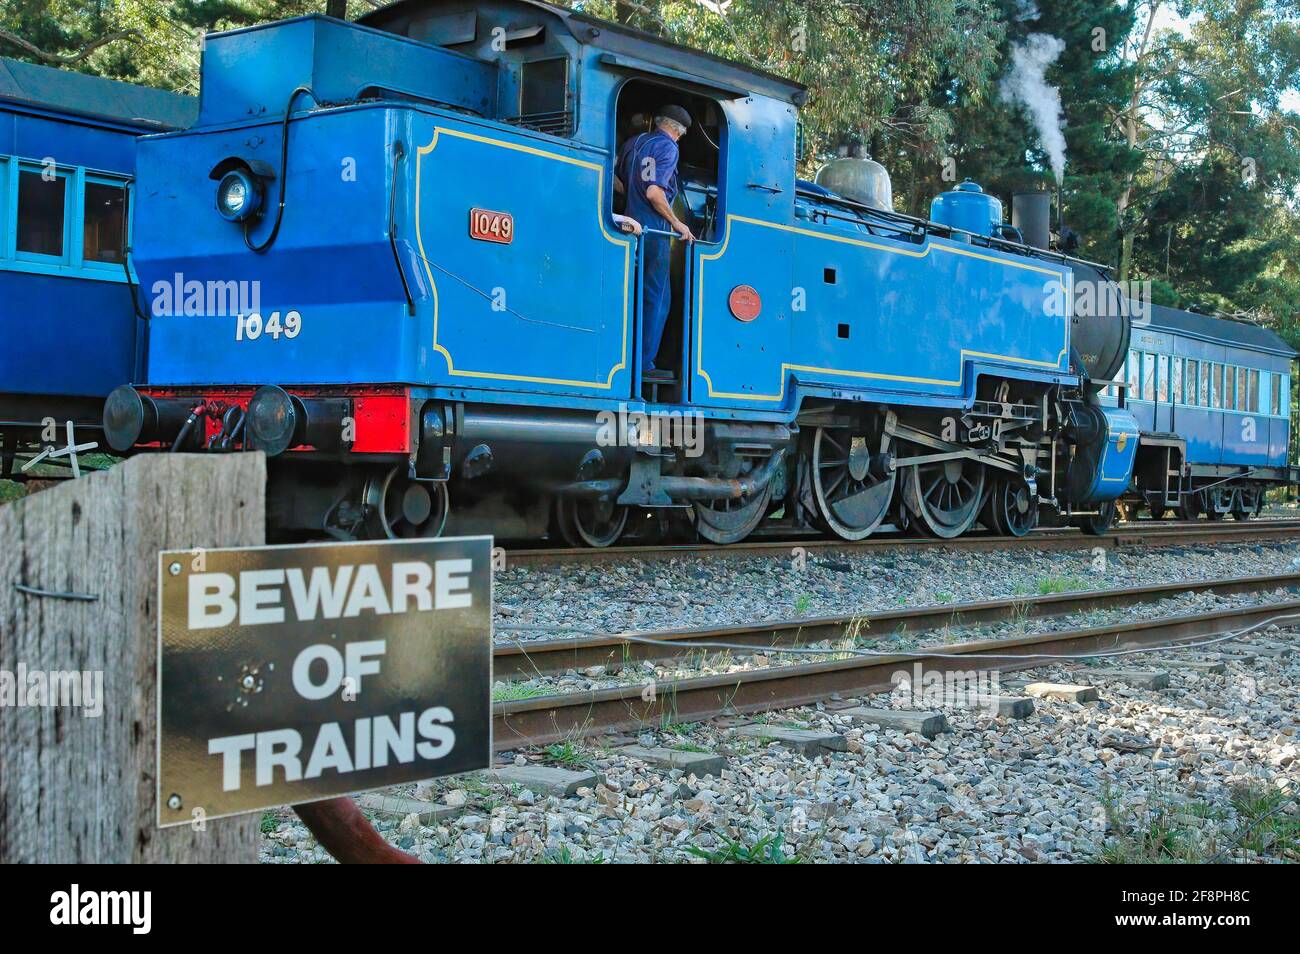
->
xmin=970 ymin=695 xmax=1036 ymax=719
xmin=619 ymin=745 xmax=727 ymax=777
xmin=492 ymin=764 xmax=600 ymax=796
xmin=1021 ymin=682 xmax=1099 ymax=703
xmin=839 ymin=707 xmax=949 ymax=738
xmin=1084 ymin=669 xmax=1171 ymax=690
xmin=731 ymin=725 xmax=848 ymax=755
xmin=357 ymin=794 xmax=464 ymax=825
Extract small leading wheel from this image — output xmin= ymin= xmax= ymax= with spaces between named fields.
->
xmin=1077 ymin=499 xmax=1117 ymax=536
xmin=809 ymin=426 xmax=896 ymax=540
xmin=362 ymin=466 xmax=449 ymax=539
xmin=983 ymin=477 xmax=1038 ymax=537
xmin=555 ymin=496 xmax=629 ymax=548
xmin=693 ymin=482 xmax=773 ymax=544
xmin=903 ymin=455 xmax=986 ymax=539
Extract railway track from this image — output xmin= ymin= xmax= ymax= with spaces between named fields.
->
xmin=499 ymin=518 xmax=1300 ymax=568
xmin=490 ymin=572 xmax=1300 ymax=749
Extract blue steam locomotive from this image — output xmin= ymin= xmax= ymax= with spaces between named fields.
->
xmin=97 ymin=1 xmax=1279 ymax=546
xmin=0 ymin=55 xmax=193 ymax=477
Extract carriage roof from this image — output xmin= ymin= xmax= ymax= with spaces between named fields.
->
xmin=0 ymin=55 xmax=196 ymax=131
xmin=1143 ymin=302 xmax=1296 ymax=359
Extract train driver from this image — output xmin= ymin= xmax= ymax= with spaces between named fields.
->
xmin=613 ymin=105 xmax=696 ymax=376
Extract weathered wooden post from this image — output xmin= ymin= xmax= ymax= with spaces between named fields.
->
xmin=0 ymin=454 xmax=265 ymax=862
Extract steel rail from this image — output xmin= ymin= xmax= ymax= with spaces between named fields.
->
xmin=498 ymin=519 xmax=1300 ymax=568
xmin=491 ymin=598 xmax=1300 ymax=750
xmin=494 ymin=570 xmax=1300 ymax=680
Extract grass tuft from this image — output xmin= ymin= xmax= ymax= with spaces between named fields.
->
xmin=686 ymin=832 xmax=801 ymax=864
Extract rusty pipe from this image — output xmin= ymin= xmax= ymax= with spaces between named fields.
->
xmin=293 ymin=797 xmax=420 ymax=864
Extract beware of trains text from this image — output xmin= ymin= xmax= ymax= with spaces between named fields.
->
xmin=157 ymin=537 xmax=492 ymax=827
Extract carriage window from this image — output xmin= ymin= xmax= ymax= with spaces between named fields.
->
xmin=1186 ymin=360 xmax=1199 ymax=405
xmin=16 ymin=168 xmax=67 ymax=257
xmin=1171 ymin=357 xmax=1183 ymax=404
xmin=1127 ymin=350 xmax=1140 ymax=393
xmin=1156 ymin=355 xmax=1168 ymax=401
xmin=1248 ymin=369 xmax=1259 ymax=413
xmin=1201 ymin=362 xmax=1211 ymax=408
xmin=83 ymin=180 xmax=129 ymax=264
xmin=1212 ymin=364 xmax=1224 ymax=408
xmin=1142 ymin=353 xmax=1156 ymax=401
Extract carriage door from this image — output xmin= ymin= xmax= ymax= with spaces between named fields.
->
xmin=1159 ymin=356 xmax=1180 ymax=434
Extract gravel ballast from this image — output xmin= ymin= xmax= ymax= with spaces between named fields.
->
xmin=493 ymin=540 xmax=1300 ymax=640
xmin=261 ymin=622 xmax=1300 ymax=864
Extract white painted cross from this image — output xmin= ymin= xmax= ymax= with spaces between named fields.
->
xmin=21 ymin=420 xmax=98 ymax=478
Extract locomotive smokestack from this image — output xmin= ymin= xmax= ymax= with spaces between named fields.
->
xmin=326 ymin=0 xmax=347 ymax=20
xmin=1012 ymin=191 xmax=1051 ymax=250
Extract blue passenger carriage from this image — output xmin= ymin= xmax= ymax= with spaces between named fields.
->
xmin=0 ymin=56 xmax=193 ymax=476
xmin=103 ymin=0 xmax=1141 ymax=544
xmin=1100 ymin=304 xmax=1296 ymax=519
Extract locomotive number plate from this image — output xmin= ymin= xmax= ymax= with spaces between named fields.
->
xmin=469 ymin=208 xmax=514 ymax=244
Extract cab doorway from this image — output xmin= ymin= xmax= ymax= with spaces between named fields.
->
xmin=612 ymin=80 xmax=725 ymax=403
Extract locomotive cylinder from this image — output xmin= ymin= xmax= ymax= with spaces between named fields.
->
xmin=451 ymin=406 xmax=633 ymax=483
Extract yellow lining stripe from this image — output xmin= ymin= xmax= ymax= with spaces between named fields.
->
xmin=415 ymin=126 xmax=633 ymax=389
xmin=695 ymin=215 xmax=1072 ymax=402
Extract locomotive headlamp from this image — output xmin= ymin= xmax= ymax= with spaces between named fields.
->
xmin=216 ymin=168 xmax=263 ymax=222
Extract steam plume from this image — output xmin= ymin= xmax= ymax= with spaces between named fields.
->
xmin=1001 ymin=33 xmax=1068 ymax=183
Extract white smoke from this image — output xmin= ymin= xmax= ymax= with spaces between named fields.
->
xmin=1001 ymin=33 xmax=1068 ymax=183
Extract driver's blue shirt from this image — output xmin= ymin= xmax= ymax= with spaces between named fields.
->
xmin=617 ymin=130 xmax=680 ymax=205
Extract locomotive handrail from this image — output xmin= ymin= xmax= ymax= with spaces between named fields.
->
xmin=389 ymin=139 xmax=416 ymax=316
xmin=794 ymin=187 xmax=1114 ymax=273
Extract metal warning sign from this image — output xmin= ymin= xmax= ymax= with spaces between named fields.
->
xmin=157 ymin=536 xmax=492 ymax=827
